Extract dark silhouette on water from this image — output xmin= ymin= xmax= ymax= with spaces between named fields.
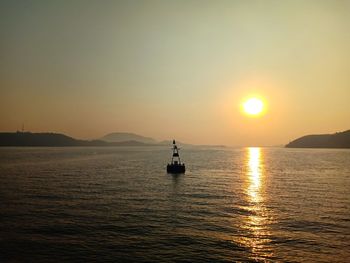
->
xmin=167 ymin=140 xmax=185 ymax=174
xmin=286 ymin=129 xmax=350 ymax=148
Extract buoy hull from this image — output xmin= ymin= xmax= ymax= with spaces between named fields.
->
xmin=167 ymin=164 xmax=185 ymax=174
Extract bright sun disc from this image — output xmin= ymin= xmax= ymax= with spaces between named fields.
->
xmin=243 ymin=98 xmax=264 ymax=115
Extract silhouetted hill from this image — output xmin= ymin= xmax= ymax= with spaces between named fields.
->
xmin=0 ymin=132 xmax=104 ymax=146
xmin=110 ymin=140 xmax=152 ymax=146
xmin=0 ymin=132 xmax=226 ymax=147
xmin=286 ymin=130 xmax=350 ymax=148
xmin=159 ymin=140 xmax=190 ymax=147
xmin=100 ymin=132 xmax=157 ymax=144
xmin=0 ymin=132 xmax=154 ymax=147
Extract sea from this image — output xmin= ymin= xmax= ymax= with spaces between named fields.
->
xmin=0 ymin=146 xmax=349 ymax=262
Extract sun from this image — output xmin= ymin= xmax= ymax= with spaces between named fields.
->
xmin=243 ymin=98 xmax=264 ymax=116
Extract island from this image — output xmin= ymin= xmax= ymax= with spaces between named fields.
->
xmin=0 ymin=132 xmax=153 ymax=147
xmin=0 ymin=131 xmax=226 ymax=147
xmin=100 ymin=132 xmax=157 ymax=144
xmin=286 ymin=130 xmax=350 ymax=148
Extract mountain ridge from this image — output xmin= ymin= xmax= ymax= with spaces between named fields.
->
xmin=0 ymin=131 xmax=226 ymax=147
xmin=100 ymin=132 xmax=157 ymax=144
xmin=0 ymin=132 xmax=156 ymax=147
xmin=285 ymin=130 xmax=350 ymax=148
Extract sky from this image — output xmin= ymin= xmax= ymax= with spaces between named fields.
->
xmin=1 ymin=0 xmax=349 ymax=146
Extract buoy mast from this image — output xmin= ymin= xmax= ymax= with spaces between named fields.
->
xmin=171 ymin=140 xmax=181 ymax=164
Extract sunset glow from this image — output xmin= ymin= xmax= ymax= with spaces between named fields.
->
xmin=1 ymin=1 xmax=349 ymax=146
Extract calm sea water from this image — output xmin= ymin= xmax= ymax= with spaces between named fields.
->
xmin=0 ymin=147 xmax=349 ymax=262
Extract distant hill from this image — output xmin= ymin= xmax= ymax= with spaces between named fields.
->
xmin=0 ymin=132 xmax=98 ymax=146
xmin=111 ymin=140 xmax=152 ymax=146
xmin=0 ymin=132 xmax=154 ymax=147
xmin=0 ymin=131 xmax=223 ymax=147
xmin=100 ymin=132 xmax=157 ymax=144
xmin=159 ymin=140 xmax=189 ymax=147
xmin=286 ymin=130 xmax=350 ymax=148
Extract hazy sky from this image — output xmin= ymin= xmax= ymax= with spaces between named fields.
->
xmin=1 ymin=0 xmax=349 ymax=146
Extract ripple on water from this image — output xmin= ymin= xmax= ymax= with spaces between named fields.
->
xmin=0 ymin=147 xmax=349 ymax=262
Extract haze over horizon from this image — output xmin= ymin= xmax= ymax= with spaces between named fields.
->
xmin=1 ymin=0 xmax=350 ymax=146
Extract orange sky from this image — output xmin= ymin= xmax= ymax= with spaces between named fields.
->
xmin=1 ymin=1 xmax=349 ymax=146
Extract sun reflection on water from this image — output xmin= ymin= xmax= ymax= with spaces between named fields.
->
xmin=233 ymin=147 xmax=273 ymax=260
xmin=248 ymin=147 xmax=262 ymax=204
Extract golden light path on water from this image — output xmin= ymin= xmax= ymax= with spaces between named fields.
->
xmin=248 ymin=147 xmax=262 ymax=203
xmin=235 ymin=147 xmax=273 ymax=260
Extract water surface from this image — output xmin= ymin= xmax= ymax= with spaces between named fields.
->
xmin=0 ymin=147 xmax=349 ymax=262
